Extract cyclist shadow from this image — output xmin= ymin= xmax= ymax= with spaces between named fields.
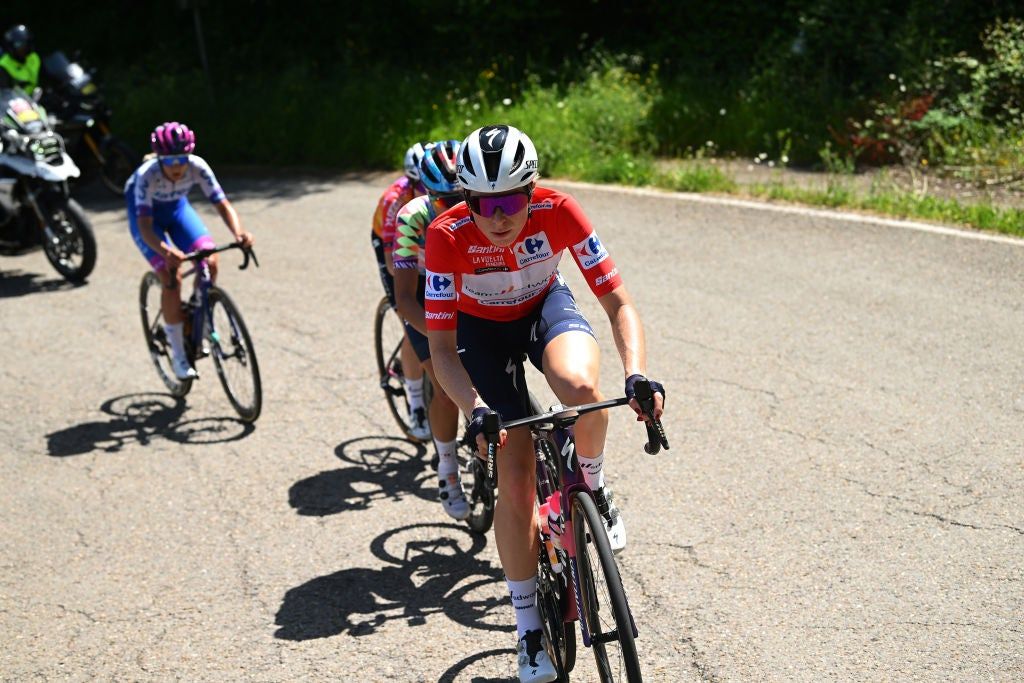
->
xmin=287 ymin=436 xmax=436 ymax=515
xmin=0 ymin=268 xmax=80 ymax=298
xmin=274 ymin=522 xmax=509 ymax=641
xmin=45 ymin=392 xmax=255 ymax=457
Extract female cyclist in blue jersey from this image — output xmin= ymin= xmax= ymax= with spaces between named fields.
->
xmin=126 ymin=121 xmax=255 ymax=380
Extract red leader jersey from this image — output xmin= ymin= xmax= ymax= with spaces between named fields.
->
xmin=424 ymin=187 xmax=623 ymax=331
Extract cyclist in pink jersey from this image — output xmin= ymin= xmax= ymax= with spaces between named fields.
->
xmin=371 ymin=141 xmax=431 ymax=439
xmin=424 ymin=125 xmax=665 ymax=683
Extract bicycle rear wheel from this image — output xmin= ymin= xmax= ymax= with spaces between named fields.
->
xmin=538 ymin=549 xmax=577 ymax=680
xmin=208 ymin=287 xmax=262 ymax=422
xmin=572 ymin=492 xmax=641 ymax=682
xmin=139 ymin=271 xmax=192 ymax=398
xmin=374 ymin=295 xmax=432 ymax=441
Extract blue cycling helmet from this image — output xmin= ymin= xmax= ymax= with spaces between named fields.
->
xmin=418 ymin=139 xmax=461 ymax=195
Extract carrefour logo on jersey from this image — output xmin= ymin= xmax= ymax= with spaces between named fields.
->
xmin=425 ymin=271 xmax=456 ymax=300
xmin=573 ymin=233 xmax=609 ymax=270
xmin=514 ymin=231 xmax=553 ymax=268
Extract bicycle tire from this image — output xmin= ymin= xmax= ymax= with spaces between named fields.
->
xmin=374 ymin=295 xmax=429 ymax=441
xmin=538 ymin=548 xmax=577 ymax=680
xmin=139 ymin=271 xmax=192 ymax=398
xmin=208 ymin=287 xmax=262 ymax=422
xmin=572 ymin=492 xmax=641 ymax=682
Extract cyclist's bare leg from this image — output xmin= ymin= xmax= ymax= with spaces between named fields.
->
xmin=401 ymin=335 xmax=422 ymax=381
xmin=208 ymin=252 xmax=219 ymax=283
xmin=493 ymin=427 xmax=540 ymax=580
xmin=423 ymin=360 xmax=458 ymax=442
xmin=158 ymin=267 xmax=185 ymax=324
xmin=542 ymin=330 xmax=608 ymax=458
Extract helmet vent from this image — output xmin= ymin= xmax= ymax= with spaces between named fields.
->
xmin=460 ymin=146 xmax=476 ymax=176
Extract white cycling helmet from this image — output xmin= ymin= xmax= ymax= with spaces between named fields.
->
xmin=403 ymin=141 xmax=432 ymax=181
xmin=457 ymin=125 xmax=538 ymax=192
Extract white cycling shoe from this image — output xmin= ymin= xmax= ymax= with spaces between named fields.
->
xmin=594 ymin=485 xmax=626 ymax=553
xmin=171 ymin=354 xmax=198 ymax=380
xmin=407 ymin=406 xmax=431 ymax=441
xmin=517 ymin=629 xmax=558 ymax=683
xmin=438 ymin=473 xmax=470 ymax=521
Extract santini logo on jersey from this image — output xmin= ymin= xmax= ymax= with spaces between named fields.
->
xmin=425 ymin=271 xmax=456 ymax=300
xmin=468 ymin=244 xmax=503 ymax=254
xmin=594 ymin=267 xmax=619 ymax=287
xmin=573 ymin=234 xmax=609 ymax=270
xmin=514 ymin=231 xmax=553 ymax=267
xmin=425 ymin=310 xmax=455 ymax=320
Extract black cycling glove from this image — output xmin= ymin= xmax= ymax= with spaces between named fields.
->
xmin=625 ymin=374 xmax=666 ymax=405
xmin=467 ymin=406 xmax=501 ymax=443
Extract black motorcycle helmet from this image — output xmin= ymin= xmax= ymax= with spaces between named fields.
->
xmin=3 ymin=25 xmax=33 ymax=61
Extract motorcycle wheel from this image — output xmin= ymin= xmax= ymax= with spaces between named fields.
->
xmin=41 ymin=198 xmax=97 ymax=283
xmin=99 ymin=138 xmax=140 ymax=196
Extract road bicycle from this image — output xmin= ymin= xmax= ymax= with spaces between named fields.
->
xmin=139 ymin=242 xmax=262 ymax=423
xmin=480 ymin=378 xmax=669 ymax=682
xmin=374 ymin=295 xmax=434 ymax=442
xmin=374 ymin=295 xmax=495 ymax=530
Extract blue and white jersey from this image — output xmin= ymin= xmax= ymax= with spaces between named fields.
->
xmin=128 ymin=155 xmax=226 ymax=217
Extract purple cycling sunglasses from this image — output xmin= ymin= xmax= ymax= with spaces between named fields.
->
xmin=159 ymin=154 xmax=190 ymax=167
xmin=465 ymin=188 xmax=532 ymax=218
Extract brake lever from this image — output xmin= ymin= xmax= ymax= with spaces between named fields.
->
xmin=483 ymin=412 xmax=501 ymax=490
xmin=633 ymin=379 xmax=670 ymax=454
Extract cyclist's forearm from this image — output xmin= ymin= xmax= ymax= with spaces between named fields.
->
xmin=137 ymin=216 xmax=166 ymax=254
xmin=215 ymin=199 xmax=243 ymax=238
xmin=600 ymin=287 xmax=647 ymax=378
xmin=394 ymin=278 xmax=428 ymax=336
xmin=428 ymin=333 xmax=484 ymax=416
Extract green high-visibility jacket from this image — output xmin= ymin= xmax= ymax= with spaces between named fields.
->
xmin=0 ymin=52 xmax=41 ymax=91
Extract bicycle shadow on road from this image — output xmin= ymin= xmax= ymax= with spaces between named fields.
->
xmin=45 ymin=392 xmax=255 ymax=457
xmin=274 ymin=522 xmax=508 ymax=641
xmin=437 ymin=648 xmax=516 ymax=683
xmin=0 ymin=267 xmax=80 ymax=298
xmin=287 ymin=436 xmax=435 ymax=515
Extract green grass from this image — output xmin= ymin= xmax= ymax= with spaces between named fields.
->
xmin=739 ymin=181 xmax=1024 ymax=237
xmin=103 ymin=60 xmax=1022 ymax=238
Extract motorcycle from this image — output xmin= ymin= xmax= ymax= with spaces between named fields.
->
xmin=0 ymin=87 xmax=97 ymax=283
xmin=41 ymin=51 xmax=139 ymax=196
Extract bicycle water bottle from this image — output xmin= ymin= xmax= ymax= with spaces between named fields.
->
xmin=538 ymin=502 xmax=563 ymax=574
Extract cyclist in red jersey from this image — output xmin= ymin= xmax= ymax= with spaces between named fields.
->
xmin=372 ymin=142 xmax=432 ymax=439
xmin=424 ymin=125 xmax=665 ymax=683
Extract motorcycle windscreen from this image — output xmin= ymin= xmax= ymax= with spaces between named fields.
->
xmin=42 ymin=51 xmax=95 ymax=94
xmin=2 ymin=89 xmax=45 ymax=135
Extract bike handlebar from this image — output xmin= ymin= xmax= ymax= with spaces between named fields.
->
xmin=182 ymin=242 xmax=259 ymax=270
xmin=479 ymin=379 xmax=669 ymax=489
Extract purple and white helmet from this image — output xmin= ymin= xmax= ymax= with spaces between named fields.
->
xmin=403 ymin=141 xmax=432 ymax=181
xmin=151 ymin=122 xmax=196 ymax=156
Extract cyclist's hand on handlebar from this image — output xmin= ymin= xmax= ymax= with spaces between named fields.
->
xmin=163 ymin=245 xmax=186 ymax=271
xmin=468 ymin=406 xmax=506 ymax=458
xmin=235 ymin=231 xmax=255 ymax=248
xmin=625 ymin=374 xmax=665 ymax=422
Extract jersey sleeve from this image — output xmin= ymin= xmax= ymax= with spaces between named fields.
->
xmin=560 ymin=195 xmax=622 ymax=296
xmin=192 ymin=156 xmax=226 ymax=204
xmin=424 ymin=220 xmax=459 ymax=331
xmin=134 ymin=164 xmax=154 ymax=217
xmin=393 ymin=199 xmax=428 ymax=271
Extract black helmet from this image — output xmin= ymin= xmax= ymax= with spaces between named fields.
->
xmin=3 ymin=25 xmax=33 ymax=60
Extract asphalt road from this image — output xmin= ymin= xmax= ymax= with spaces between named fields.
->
xmin=1 ymin=173 xmax=1022 ymax=682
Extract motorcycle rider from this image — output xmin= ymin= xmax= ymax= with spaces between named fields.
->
xmin=0 ymin=25 xmax=41 ymax=93
xmin=127 ymin=121 xmax=254 ymax=379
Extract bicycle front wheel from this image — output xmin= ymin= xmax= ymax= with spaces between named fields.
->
xmin=572 ymin=492 xmax=641 ymax=682
xmin=208 ymin=287 xmax=262 ymax=422
xmin=463 ymin=453 xmax=495 ymax=534
xmin=139 ymin=271 xmax=192 ymax=398
xmin=374 ymin=295 xmax=429 ymax=441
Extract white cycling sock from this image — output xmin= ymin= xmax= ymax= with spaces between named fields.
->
xmin=406 ymin=376 xmax=425 ymax=412
xmin=164 ymin=322 xmax=186 ymax=360
xmin=578 ymin=452 xmax=605 ymax=491
xmin=435 ymin=438 xmax=460 ymax=478
xmin=506 ymin=575 xmax=542 ymax=639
